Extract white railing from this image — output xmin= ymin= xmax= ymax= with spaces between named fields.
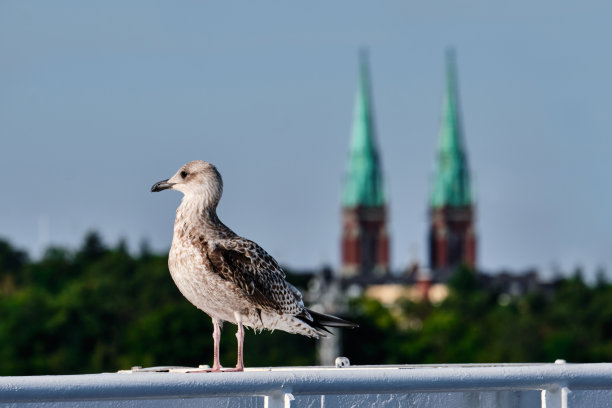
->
xmin=1 ymin=362 xmax=611 ymax=407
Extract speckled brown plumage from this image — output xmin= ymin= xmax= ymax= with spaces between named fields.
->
xmin=151 ymin=160 xmax=357 ymax=371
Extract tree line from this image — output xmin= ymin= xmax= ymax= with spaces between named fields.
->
xmin=0 ymin=233 xmax=610 ymax=375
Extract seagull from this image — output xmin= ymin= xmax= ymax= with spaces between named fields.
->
xmin=151 ymin=160 xmax=357 ymax=371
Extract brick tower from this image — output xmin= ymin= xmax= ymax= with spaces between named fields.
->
xmin=341 ymin=50 xmax=389 ymax=278
xmin=429 ymin=50 xmax=476 ymax=280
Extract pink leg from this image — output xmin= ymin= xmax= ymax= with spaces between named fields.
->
xmin=211 ymin=318 xmax=222 ymax=371
xmin=235 ymin=320 xmax=245 ymax=371
xmin=187 ymin=319 xmax=223 ymax=373
xmin=223 ymin=315 xmax=245 ymax=372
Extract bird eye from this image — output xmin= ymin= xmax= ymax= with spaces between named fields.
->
xmin=180 ymin=171 xmax=188 ymax=179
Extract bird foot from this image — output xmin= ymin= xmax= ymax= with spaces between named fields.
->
xmin=187 ymin=366 xmax=243 ymax=373
xmin=221 ymin=366 xmax=244 ymax=372
xmin=186 ymin=364 xmax=223 ymax=373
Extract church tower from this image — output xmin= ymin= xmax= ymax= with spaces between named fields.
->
xmin=341 ymin=50 xmax=389 ymax=278
xmin=429 ymin=50 xmax=476 ymax=279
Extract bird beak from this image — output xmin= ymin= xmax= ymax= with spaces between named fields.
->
xmin=151 ymin=179 xmax=175 ymax=192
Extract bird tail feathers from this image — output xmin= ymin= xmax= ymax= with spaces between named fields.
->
xmin=296 ymin=309 xmax=358 ymax=337
xmin=307 ymin=309 xmax=359 ymax=329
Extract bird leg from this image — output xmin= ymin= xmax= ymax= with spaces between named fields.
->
xmin=222 ymin=314 xmax=245 ymax=372
xmin=234 ymin=320 xmax=245 ymax=371
xmin=187 ymin=318 xmax=223 ymax=373
xmin=211 ymin=318 xmax=223 ymax=371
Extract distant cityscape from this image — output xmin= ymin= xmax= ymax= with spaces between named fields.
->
xmin=285 ymin=49 xmax=563 ymax=364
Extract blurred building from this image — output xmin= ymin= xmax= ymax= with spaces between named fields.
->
xmin=339 ymin=49 xmax=477 ymax=289
xmin=340 ymin=50 xmax=390 ymax=279
xmin=309 ymin=49 xmax=565 ymax=365
xmin=428 ymin=50 xmax=477 ymax=282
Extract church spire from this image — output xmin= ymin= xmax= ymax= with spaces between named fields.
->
xmin=428 ymin=49 xmax=477 ymax=275
xmin=342 ymin=49 xmax=385 ymax=208
xmin=431 ymin=49 xmax=472 ymax=208
xmin=341 ymin=49 xmax=389 ymax=278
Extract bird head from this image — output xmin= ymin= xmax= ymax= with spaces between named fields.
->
xmin=151 ymin=160 xmax=224 ymax=207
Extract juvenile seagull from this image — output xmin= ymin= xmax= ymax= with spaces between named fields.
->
xmin=151 ymin=160 xmax=357 ymax=371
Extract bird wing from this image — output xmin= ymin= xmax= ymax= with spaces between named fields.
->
xmin=204 ymin=238 xmax=303 ymax=316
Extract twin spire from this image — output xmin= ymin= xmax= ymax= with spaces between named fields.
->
xmin=341 ymin=48 xmax=476 ymax=275
xmin=343 ymin=49 xmax=473 ymax=210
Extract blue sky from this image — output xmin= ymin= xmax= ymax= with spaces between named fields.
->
xmin=1 ymin=1 xmax=610 ymax=279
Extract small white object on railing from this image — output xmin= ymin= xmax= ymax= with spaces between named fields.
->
xmin=334 ymin=356 xmax=350 ymax=368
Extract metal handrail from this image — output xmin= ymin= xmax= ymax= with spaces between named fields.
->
xmin=1 ymin=363 xmax=611 ymax=406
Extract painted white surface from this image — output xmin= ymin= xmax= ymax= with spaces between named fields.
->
xmin=1 ymin=363 xmax=611 ymax=407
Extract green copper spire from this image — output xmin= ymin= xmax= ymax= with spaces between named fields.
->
xmin=343 ymin=50 xmax=385 ymax=207
xmin=431 ymin=50 xmax=472 ymax=208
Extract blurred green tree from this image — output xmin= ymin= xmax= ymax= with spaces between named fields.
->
xmin=0 ymin=235 xmax=611 ymax=375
